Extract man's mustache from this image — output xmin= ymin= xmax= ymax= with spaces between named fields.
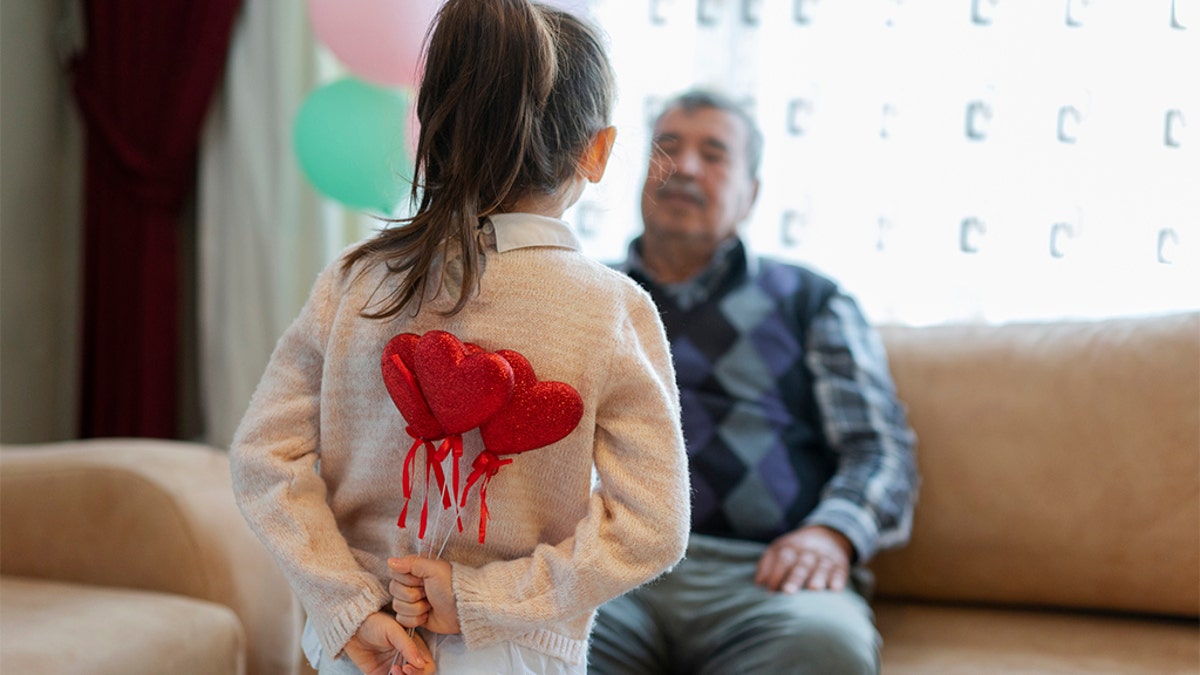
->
xmin=653 ymin=176 xmax=706 ymax=207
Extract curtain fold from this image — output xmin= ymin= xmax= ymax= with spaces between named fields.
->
xmin=71 ymin=0 xmax=242 ymax=438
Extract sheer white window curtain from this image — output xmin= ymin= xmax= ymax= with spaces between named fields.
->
xmin=198 ymin=3 xmax=376 ymax=447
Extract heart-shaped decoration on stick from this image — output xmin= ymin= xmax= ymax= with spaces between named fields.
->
xmin=481 ymin=349 xmax=583 ymax=453
xmin=413 ymin=330 xmax=515 ymax=435
xmin=381 ymin=332 xmax=444 ymax=440
xmin=382 ymin=332 xmax=453 ymax=531
xmin=462 ymin=349 xmax=583 ymax=543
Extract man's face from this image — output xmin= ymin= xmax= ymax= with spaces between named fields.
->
xmin=640 ymin=105 xmax=759 ymax=247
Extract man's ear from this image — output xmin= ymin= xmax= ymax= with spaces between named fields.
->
xmin=581 ymin=126 xmax=617 ymax=183
xmin=735 ymin=178 xmax=761 ymax=223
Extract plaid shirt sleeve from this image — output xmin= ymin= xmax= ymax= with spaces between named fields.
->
xmin=801 ymin=291 xmax=920 ymax=564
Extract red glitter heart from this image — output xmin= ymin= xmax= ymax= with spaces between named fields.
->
xmin=413 ymin=330 xmax=514 ymax=435
xmin=480 ymin=349 xmax=583 ymax=454
xmin=381 ymin=333 xmax=444 ymax=440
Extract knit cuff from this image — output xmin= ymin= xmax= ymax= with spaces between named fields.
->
xmin=313 ymin=585 xmax=392 ymax=660
xmin=803 ymin=497 xmax=880 ymax=564
xmin=452 ymin=561 xmax=507 ymax=649
xmin=451 ymin=562 xmax=590 ymax=665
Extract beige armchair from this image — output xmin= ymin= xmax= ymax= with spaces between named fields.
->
xmin=0 ymin=438 xmax=302 ymax=675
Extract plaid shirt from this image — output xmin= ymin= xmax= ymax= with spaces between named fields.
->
xmin=619 ymin=237 xmax=919 ymax=563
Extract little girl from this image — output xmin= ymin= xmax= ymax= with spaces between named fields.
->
xmin=230 ymin=1 xmax=690 ymax=673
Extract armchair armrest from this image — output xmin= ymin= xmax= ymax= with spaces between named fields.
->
xmin=0 ymin=438 xmax=301 ymax=675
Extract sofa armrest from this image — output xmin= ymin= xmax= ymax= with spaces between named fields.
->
xmin=0 ymin=438 xmax=301 ymax=675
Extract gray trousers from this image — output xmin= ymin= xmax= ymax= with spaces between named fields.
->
xmin=588 ymin=534 xmax=880 ymax=675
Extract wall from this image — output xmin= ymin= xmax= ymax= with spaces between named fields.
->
xmin=0 ymin=0 xmax=82 ymax=442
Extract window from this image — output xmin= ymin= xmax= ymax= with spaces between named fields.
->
xmin=571 ymin=0 xmax=1198 ymax=324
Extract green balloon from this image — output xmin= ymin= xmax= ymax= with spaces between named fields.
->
xmin=294 ymin=77 xmax=411 ymax=214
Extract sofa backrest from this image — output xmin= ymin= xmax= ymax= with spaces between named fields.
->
xmin=870 ymin=312 xmax=1199 ymax=619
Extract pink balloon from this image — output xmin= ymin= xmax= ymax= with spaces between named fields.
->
xmin=308 ymin=0 xmax=444 ymax=88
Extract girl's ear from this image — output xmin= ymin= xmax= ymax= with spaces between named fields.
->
xmin=581 ymin=126 xmax=617 ymax=183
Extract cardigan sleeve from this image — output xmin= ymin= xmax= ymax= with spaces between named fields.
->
xmin=229 ymin=263 xmax=390 ymax=659
xmin=450 ymin=290 xmax=691 ymax=651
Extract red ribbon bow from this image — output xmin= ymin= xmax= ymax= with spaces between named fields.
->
xmin=397 ymin=434 xmax=436 ymax=529
xmin=387 ymin=350 xmax=452 ymax=536
xmin=460 ymin=450 xmax=514 ymax=543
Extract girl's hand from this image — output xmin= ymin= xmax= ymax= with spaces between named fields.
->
xmin=343 ymin=611 xmax=434 ymax=675
xmin=388 ymin=556 xmax=462 ymax=635
xmin=402 ymin=631 xmax=436 ymax=675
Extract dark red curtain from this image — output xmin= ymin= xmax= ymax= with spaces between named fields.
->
xmin=71 ymin=0 xmax=242 ymax=438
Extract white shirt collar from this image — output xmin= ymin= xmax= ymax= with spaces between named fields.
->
xmin=484 ymin=213 xmax=581 ymax=253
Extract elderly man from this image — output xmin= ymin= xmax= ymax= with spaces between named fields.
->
xmin=589 ymin=90 xmax=919 ymax=674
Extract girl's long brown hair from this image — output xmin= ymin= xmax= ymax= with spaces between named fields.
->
xmin=341 ymin=0 xmax=615 ymax=318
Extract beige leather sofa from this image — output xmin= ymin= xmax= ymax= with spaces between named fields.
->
xmin=871 ymin=312 xmax=1200 ymax=674
xmin=0 ymin=438 xmax=302 ymax=675
xmin=2 ymin=313 xmax=1196 ymax=674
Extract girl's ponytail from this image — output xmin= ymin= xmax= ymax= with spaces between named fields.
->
xmin=344 ymin=0 xmax=614 ymax=319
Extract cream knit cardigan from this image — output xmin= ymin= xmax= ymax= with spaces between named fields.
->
xmin=231 ymin=215 xmax=690 ymax=666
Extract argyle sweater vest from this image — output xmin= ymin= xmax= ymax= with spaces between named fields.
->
xmin=630 ymin=251 xmax=838 ymax=542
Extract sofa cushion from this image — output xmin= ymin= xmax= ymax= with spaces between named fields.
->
xmin=876 ymin=600 xmax=1200 ymax=674
xmin=0 ymin=439 xmax=301 ymax=675
xmin=0 ymin=576 xmax=244 ymax=675
xmin=873 ymin=313 xmax=1199 ymax=618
